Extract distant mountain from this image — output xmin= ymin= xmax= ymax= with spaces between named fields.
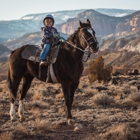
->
xmin=20 ymin=9 xmax=85 ymax=24
xmin=95 ymin=8 xmax=136 ymax=17
xmin=21 ymin=9 xmax=136 ymax=21
xmin=57 ymin=10 xmax=140 ymax=36
xmin=0 ymin=9 xmax=136 ymax=40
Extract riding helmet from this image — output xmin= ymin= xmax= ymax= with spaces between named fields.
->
xmin=43 ymin=14 xmax=54 ymax=25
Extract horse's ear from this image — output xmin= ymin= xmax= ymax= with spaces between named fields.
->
xmin=87 ymin=19 xmax=91 ymax=25
xmin=79 ymin=20 xmax=83 ymax=27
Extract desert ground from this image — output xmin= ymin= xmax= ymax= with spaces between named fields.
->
xmin=0 ymin=64 xmax=140 ymax=140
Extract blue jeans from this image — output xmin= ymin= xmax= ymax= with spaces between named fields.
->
xmin=39 ymin=44 xmax=50 ymax=60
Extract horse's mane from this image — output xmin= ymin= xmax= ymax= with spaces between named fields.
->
xmin=67 ymin=27 xmax=80 ymax=43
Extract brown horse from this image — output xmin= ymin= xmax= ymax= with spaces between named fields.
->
xmin=7 ymin=19 xmax=99 ymax=124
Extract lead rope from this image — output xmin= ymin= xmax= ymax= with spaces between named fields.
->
xmin=64 ymin=40 xmax=91 ymax=62
xmin=65 ymin=41 xmax=91 ymax=62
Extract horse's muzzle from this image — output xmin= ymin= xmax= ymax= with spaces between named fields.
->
xmin=90 ymin=43 xmax=99 ymax=53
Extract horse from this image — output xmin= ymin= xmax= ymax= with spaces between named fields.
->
xmin=7 ymin=19 xmax=99 ymax=124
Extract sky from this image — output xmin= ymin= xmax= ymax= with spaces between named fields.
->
xmin=0 ymin=0 xmax=139 ymax=20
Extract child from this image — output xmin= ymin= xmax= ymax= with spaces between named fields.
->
xmin=40 ymin=14 xmax=58 ymax=66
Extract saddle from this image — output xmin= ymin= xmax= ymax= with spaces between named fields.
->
xmin=21 ymin=44 xmax=59 ymax=64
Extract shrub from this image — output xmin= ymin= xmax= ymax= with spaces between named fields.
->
xmin=34 ymin=118 xmax=51 ymax=132
xmin=93 ymin=93 xmax=114 ymax=106
xmin=0 ymin=132 xmax=13 ymax=140
xmin=128 ymin=92 xmax=140 ymax=102
xmin=88 ymin=56 xmax=112 ymax=83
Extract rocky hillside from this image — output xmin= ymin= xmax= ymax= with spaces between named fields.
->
xmin=101 ymin=51 xmax=140 ymax=68
xmin=0 ymin=44 xmax=10 ymax=54
xmin=3 ymin=32 xmax=69 ymax=50
xmin=57 ymin=10 xmax=140 ymax=36
xmin=100 ymin=28 xmax=140 ymax=52
xmin=0 ymin=44 xmax=10 ymax=62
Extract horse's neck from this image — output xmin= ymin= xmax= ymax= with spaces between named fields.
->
xmin=64 ymin=38 xmax=84 ymax=63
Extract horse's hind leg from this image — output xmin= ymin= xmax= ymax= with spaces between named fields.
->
xmin=67 ymin=81 xmax=79 ymax=125
xmin=70 ymin=81 xmax=79 ymax=105
xmin=18 ymin=74 xmax=34 ymax=121
xmin=8 ymin=70 xmax=22 ymax=121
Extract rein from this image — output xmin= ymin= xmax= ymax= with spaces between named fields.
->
xmin=65 ymin=40 xmax=86 ymax=53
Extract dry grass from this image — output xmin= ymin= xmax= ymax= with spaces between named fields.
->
xmin=58 ymin=107 xmax=64 ymax=114
xmin=0 ymin=110 xmax=4 ymax=118
xmin=56 ymin=92 xmax=63 ymax=98
xmin=26 ymin=100 xmax=49 ymax=110
xmin=136 ymin=117 xmax=140 ymax=123
xmin=0 ymin=87 xmax=2 ymax=92
xmin=128 ymin=92 xmax=140 ymax=102
xmin=84 ymin=88 xmax=94 ymax=96
xmin=93 ymin=93 xmax=115 ymax=106
xmin=1 ymin=74 xmax=140 ymax=139
xmin=1 ymin=85 xmax=7 ymax=93
xmin=102 ymin=124 xmax=137 ymax=140
xmin=97 ymin=116 xmax=110 ymax=126
xmin=34 ymin=118 xmax=51 ymax=132
xmin=14 ymin=124 xmax=27 ymax=134
xmin=122 ymin=98 xmax=134 ymax=107
xmin=31 ymin=108 xmax=41 ymax=119
xmin=32 ymin=92 xmax=42 ymax=100
xmin=0 ymin=132 xmax=13 ymax=140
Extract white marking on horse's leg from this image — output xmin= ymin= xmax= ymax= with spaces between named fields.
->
xmin=10 ymin=103 xmax=16 ymax=121
xmin=68 ymin=119 xmax=71 ymax=125
xmin=67 ymin=119 xmax=75 ymax=125
xmin=18 ymin=99 xmax=25 ymax=121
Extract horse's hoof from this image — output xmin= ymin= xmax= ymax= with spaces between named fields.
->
xmin=67 ymin=119 xmax=75 ymax=125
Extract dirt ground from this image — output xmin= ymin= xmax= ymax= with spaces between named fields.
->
xmin=0 ymin=75 xmax=140 ymax=140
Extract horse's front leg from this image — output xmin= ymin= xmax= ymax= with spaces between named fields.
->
xmin=10 ymin=98 xmax=16 ymax=121
xmin=18 ymin=99 xmax=25 ymax=121
xmin=61 ymin=82 xmax=73 ymax=125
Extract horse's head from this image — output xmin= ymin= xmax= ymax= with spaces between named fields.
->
xmin=78 ymin=19 xmax=99 ymax=53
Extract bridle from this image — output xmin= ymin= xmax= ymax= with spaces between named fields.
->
xmin=65 ymin=27 xmax=98 ymax=62
xmin=80 ymin=27 xmax=98 ymax=49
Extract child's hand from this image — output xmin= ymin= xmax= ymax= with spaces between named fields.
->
xmin=54 ymin=33 xmax=58 ymax=37
xmin=53 ymin=32 xmax=60 ymax=38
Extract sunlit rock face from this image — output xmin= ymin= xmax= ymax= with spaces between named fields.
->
xmin=58 ymin=10 xmax=140 ymax=36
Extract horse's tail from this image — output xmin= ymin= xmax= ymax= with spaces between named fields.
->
xmin=7 ymin=65 xmax=16 ymax=100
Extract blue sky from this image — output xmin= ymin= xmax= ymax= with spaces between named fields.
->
xmin=0 ymin=0 xmax=139 ymax=20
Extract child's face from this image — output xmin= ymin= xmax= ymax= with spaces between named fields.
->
xmin=44 ymin=18 xmax=53 ymax=27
